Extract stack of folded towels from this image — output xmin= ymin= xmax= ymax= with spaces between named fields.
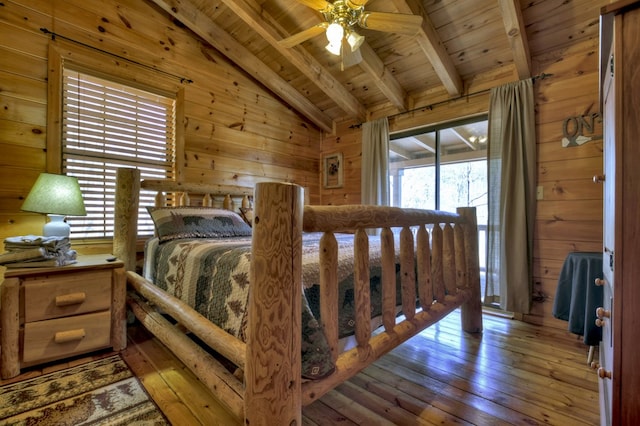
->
xmin=0 ymin=235 xmax=77 ymax=268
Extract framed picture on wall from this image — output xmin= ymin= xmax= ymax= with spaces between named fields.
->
xmin=323 ymin=152 xmax=343 ymax=189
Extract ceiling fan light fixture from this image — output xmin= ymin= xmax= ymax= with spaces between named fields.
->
xmin=325 ymin=41 xmax=342 ymax=56
xmin=346 ymin=30 xmax=364 ymax=51
xmin=284 ymin=0 xmax=421 ymax=67
xmin=326 ymin=22 xmax=344 ymax=45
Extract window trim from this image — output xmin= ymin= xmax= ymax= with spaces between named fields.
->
xmin=46 ymin=39 xmax=184 ymax=178
xmin=46 ymin=39 xmax=185 ymax=241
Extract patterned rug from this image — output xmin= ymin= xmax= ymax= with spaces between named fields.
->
xmin=0 ymin=354 xmax=168 ymax=425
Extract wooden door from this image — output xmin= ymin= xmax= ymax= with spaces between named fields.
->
xmin=600 ymin=4 xmax=640 ymax=424
xmin=618 ymin=7 xmax=640 ymax=423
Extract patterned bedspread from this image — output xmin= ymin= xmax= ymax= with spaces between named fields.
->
xmin=143 ymin=233 xmax=401 ymax=379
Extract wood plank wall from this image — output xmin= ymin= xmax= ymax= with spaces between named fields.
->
xmin=321 ymin=1 xmax=607 ymax=329
xmin=527 ymin=36 xmax=604 ymax=328
xmin=0 ymin=0 xmax=322 ymax=253
xmin=0 ymin=0 xmax=608 ymax=329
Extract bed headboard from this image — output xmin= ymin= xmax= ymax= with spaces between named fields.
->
xmin=113 ymin=168 xmax=254 ymax=271
xmin=141 ymin=178 xmax=253 ymax=210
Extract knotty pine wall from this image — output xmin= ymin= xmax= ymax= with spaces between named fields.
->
xmin=321 ymin=10 xmax=605 ymax=329
xmin=0 ymin=0 xmax=322 ymax=253
xmin=528 ymin=36 xmax=603 ymax=328
xmin=1 ymin=0 xmax=607 ymax=329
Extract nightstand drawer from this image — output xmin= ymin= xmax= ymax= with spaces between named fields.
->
xmin=23 ymin=269 xmax=112 ymax=322
xmin=22 ymin=310 xmax=112 ymax=365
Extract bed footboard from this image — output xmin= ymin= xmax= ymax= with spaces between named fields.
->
xmin=245 ymin=183 xmax=483 ymax=424
xmin=112 ymin=170 xmax=483 ymax=426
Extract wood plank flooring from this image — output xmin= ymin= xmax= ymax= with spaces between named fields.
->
xmin=1 ymin=310 xmax=600 ymax=425
xmin=125 ymin=309 xmax=601 ymax=425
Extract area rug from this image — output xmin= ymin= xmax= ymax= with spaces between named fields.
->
xmin=0 ymin=354 xmax=168 ymax=425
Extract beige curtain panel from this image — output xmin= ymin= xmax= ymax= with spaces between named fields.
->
xmin=485 ymin=79 xmax=537 ymax=314
xmin=361 ymin=117 xmax=390 ymax=207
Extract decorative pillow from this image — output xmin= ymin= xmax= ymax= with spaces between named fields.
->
xmin=147 ymin=207 xmax=252 ymax=242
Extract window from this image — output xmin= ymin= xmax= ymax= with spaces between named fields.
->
xmin=62 ymin=70 xmax=175 ymax=238
xmin=389 ymin=116 xmax=488 ymax=294
xmin=47 ymin=41 xmax=185 ymax=239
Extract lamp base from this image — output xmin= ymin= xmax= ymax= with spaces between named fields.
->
xmin=43 ymin=214 xmax=70 ymax=237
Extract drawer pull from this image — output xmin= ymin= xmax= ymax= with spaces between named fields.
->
xmin=55 ymin=292 xmax=86 ymax=307
xmin=54 ymin=329 xmax=86 ymax=344
xmin=596 ymin=307 xmax=611 ymax=319
xmin=598 ymin=367 xmax=612 ymax=380
xmin=594 ymin=278 xmax=605 ymax=286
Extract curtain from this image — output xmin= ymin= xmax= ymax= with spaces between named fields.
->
xmin=485 ymin=79 xmax=537 ymax=314
xmin=361 ymin=117 xmax=390 ymax=206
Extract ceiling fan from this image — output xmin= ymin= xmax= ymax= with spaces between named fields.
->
xmin=280 ymin=0 xmax=423 ymax=69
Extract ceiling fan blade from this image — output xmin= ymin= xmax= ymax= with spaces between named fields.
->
xmin=345 ymin=0 xmax=371 ymax=9
xmin=279 ymin=23 xmax=328 ymax=48
xmin=358 ymin=11 xmax=423 ymax=36
xmin=292 ymin=0 xmax=333 ymax=12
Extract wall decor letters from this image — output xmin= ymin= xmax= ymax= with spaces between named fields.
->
xmin=562 ymin=112 xmax=602 ymax=147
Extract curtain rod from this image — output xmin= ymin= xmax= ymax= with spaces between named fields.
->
xmin=40 ymin=28 xmax=194 ymax=84
xmin=350 ymin=73 xmax=553 ymax=129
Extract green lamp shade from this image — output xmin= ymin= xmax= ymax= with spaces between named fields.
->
xmin=21 ymin=173 xmax=87 ymax=216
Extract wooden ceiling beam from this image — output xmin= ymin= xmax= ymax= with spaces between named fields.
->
xmin=389 ymin=144 xmax=412 ymax=160
xmin=498 ymin=0 xmax=531 ymax=79
xmin=450 ymin=128 xmax=477 ymax=151
xmin=150 ymin=0 xmax=334 ymax=133
xmin=412 ymin=135 xmax=435 ymax=153
xmin=392 ymin=0 xmax=463 ymax=97
xmin=219 ymin=0 xmax=409 ymax=115
xmin=358 ymin=43 xmax=407 ymax=111
xmin=217 ymin=0 xmax=368 ymax=121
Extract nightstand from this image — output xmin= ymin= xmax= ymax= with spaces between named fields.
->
xmin=0 ymin=254 xmax=127 ymax=379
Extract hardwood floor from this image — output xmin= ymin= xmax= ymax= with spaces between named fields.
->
xmin=123 ymin=309 xmax=599 ymax=425
xmin=1 ymin=310 xmax=600 ymax=425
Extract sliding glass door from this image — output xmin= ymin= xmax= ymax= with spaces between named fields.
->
xmin=389 ymin=116 xmax=489 ymax=301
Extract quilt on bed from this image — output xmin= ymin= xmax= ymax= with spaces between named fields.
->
xmin=143 ymin=233 xmax=402 ymax=379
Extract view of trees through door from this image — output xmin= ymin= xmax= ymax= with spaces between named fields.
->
xmin=389 ymin=116 xmax=489 ymax=302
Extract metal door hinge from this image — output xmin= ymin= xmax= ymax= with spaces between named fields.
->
xmin=606 ymin=248 xmax=614 ymax=271
xmin=610 ymin=54 xmax=614 ymax=78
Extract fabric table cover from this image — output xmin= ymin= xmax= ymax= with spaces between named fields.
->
xmin=552 ymin=251 xmax=603 ymax=346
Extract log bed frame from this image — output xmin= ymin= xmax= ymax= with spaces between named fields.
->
xmin=112 ymin=168 xmax=483 ymax=425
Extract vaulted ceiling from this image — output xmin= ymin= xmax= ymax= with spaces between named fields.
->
xmin=149 ymin=0 xmax=602 ymax=133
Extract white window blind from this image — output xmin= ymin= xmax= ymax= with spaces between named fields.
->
xmin=62 ymin=69 xmax=176 ymax=238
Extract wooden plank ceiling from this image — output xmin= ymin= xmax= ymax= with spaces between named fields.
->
xmin=146 ymin=0 xmax=577 ymax=133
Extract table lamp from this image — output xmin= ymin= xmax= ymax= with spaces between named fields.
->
xmin=21 ymin=173 xmax=87 ymax=237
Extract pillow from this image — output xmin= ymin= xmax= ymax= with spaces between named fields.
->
xmin=147 ymin=207 xmax=252 ymax=242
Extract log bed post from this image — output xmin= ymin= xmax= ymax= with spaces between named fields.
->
xmin=245 ymin=182 xmax=304 ymax=425
xmin=113 ymin=168 xmax=140 ymax=272
xmin=458 ymin=207 xmax=483 ymax=333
